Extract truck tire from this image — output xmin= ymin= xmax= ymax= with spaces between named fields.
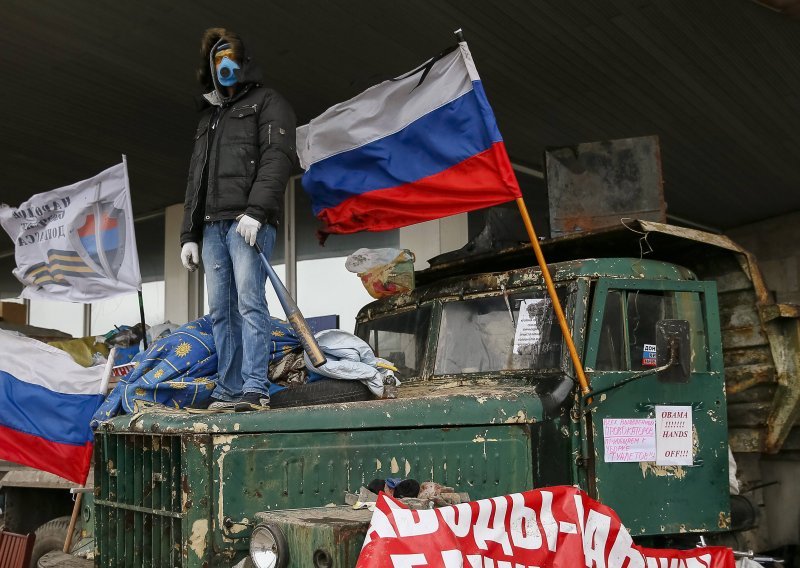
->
xmin=30 ymin=516 xmax=78 ymax=568
xmin=271 ymin=379 xmax=373 ymax=408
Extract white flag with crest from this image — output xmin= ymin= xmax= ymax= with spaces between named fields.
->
xmin=0 ymin=158 xmax=142 ymax=302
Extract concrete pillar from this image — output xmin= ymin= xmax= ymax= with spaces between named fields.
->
xmin=399 ymin=213 xmax=469 ymax=270
xmin=164 ymin=204 xmax=204 ymax=324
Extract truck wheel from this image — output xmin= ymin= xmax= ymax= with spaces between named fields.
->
xmin=271 ymin=379 xmax=373 ymax=408
xmin=30 ymin=516 xmax=78 ymax=568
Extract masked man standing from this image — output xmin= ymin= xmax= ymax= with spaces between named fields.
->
xmin=180 ymin=28 xmax=296 ymax=411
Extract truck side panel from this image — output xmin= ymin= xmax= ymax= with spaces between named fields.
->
xmin=211 ymin=425 xmax=534 ymax=555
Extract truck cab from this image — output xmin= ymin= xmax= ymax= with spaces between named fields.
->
xmin=356 ymin=255 xmax=728 ymax=535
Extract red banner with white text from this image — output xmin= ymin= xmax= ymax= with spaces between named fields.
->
xmin=357 ymin=486 xmax=734 ymax=568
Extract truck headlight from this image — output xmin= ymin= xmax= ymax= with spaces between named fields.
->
xmin=250 ymin=523 xmax=288 ymax=568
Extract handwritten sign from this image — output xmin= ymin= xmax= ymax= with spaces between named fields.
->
xmin=655 ymin=405 xmax=693 ymax=465
xmin=602 ymin=418 xmax=656 ymax=462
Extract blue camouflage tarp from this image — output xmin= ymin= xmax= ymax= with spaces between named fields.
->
xmin=92 ymin=316 xmax=217 ymax=424
xmin=92 ymin=316 xmax=302 ymax=425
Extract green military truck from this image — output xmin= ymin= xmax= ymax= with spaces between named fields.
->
xmin=86 ymin=220 xmax=799 ymax=567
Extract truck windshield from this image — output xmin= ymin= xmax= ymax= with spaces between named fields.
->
xmin=357 ymin=306 xmax=432 ymax=380
xmin=434 ymin=289 xmax=566 ymax=375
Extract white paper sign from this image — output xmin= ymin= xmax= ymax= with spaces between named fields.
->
xmin=513 ymin=299 xmax=546 ymax=354
xmin=602 ymin=418 xmax=656 ymax=462
xmin=655 ymin=405 xmax=693 ymax=465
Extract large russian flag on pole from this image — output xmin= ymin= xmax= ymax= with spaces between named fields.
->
xmin=297 ymin=41 xmax=522 ymax=235
xmin=0 ymin=330 xmax=105 ymax=484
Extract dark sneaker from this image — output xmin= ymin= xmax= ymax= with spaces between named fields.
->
xmin=208 ymin=399 xmax=237 ymax=411
xmin=234 ymin=392 xmax=271 ymax=412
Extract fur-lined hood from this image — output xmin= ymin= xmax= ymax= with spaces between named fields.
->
xmin=196 ymin=27 xmax=263 ymax=95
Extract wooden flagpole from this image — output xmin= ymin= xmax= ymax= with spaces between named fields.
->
xmin=63 ymin=491 xmax=84 ymax=553
xmin=515 ymin=197 xmax=591 ymax=395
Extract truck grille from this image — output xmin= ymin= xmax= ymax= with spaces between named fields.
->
xmin=95 ymin=433 xmax=184 ymax=567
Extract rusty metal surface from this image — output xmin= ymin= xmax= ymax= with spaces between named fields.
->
xmin=423 ymin=220 xmax=746 ymax=283
xmin=761 ymin=303 xmax=800 ymax=321
xmin=545 ymin=136 xmax=666 ymax=237
xmin=92 ymin=219 xmax=800 ymax=565
xmin=637 ymin=222 xmax=800 ymax=453
xmin=93 ymin=434 xmax=188 ymax=567
xmin=95 ymin=394 xmax=537 ymax=565
xmin=211 ymin=425 xmax=534 ymax=557
xmin=98 ymin=379 xmax=545 ymax=436
xmin=254 ymin=506 xmax=372 ymax=526
xmin=371 ymin=257 xmax=693 ymax=322
xmin=763 ymin=316 xmax=800 ymax=452
xmin=254 ymin=507 xmax=372 ymax=567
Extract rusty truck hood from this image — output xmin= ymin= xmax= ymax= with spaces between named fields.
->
xmin=97 ymin=379 xmax=545 ymax=435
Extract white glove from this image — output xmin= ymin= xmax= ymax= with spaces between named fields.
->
xmin=236 ymin=214 xmax=261 ymax=246
xmin=180 ymin=242 xmax=200 ymax=271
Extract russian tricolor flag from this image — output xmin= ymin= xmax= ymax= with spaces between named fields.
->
xmin=0 ymin=330 xmax=105 ymax=484
xmin=298 ymin=41 xmax=522 ymax=235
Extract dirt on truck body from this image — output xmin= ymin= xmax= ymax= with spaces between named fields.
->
xmin=89 ymin=220 xmax=799 ymax=567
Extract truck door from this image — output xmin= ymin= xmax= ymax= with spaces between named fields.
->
xmin=583 ymin=278 xmax=730 ymax=536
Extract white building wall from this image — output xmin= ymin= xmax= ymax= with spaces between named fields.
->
xmin=399 ymin=214 xmax=469 ymax=270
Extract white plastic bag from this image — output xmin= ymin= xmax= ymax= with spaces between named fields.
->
xmin=345 ymin=248 xmax=405 ymax=273
xmin=345 ymin=248 xmax=415 ymax=299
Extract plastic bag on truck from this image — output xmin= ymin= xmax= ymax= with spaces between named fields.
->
xmin=345 ymin=247 xmax=415 ymax=299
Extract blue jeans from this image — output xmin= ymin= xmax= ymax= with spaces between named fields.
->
xmin=203 ymin=220 xmax=276 ymax=400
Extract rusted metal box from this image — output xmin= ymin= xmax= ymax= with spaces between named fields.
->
xmin=545 ymin=135 xmax=666 ymax=237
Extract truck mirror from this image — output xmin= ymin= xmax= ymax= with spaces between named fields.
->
xmin=655 ymin=319 xmax=691 ymax=383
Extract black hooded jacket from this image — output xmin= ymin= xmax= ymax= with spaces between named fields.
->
xmin=180 ymin=29 xmax=297 ymax=245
